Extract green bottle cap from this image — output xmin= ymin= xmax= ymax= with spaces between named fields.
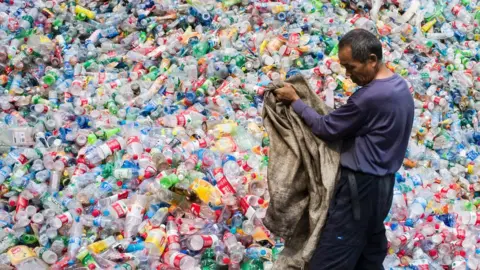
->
xmin=87 ymin=133 xmax=97 ymax=145
xmin=43 ymin=74 xmax=56 ymax=86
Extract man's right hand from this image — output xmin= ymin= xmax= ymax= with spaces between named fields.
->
xmin=274 ymin=83 xmax=300 ymax=105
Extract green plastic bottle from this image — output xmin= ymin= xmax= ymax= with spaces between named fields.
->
xmin=240 ymin=259 xmax=263 ymax=270
xmin=234 ymin=55 xmax=246 ymax=67
xmin=192 ymin=41 xmax=210 ymax=58
xmin=160 ymin=174 xmax=179 ymax=188
xmin=102 ymin=162 xmax=114 ymax=178
xmin=202 ymin=248 xmax=215 ymax=260
xmin=95 ymin=128 xmax=121 ymax=141
xmin=106 ymin=100 xmax=119 ymax=115
xmin=20 ymin=234 xmax=38 ymax=246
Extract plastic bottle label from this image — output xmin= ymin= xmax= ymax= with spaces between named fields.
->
xmin=145 ymin=229 xmax=166 ymax=253
xmin=216 ymin=176 xmax=236 ymax=195
xmin=109 ymin=80 xmax=121 ymax=89
xmin=190 ymin=203 xmax=201 ymax=216
xmin=117 ymin=191 xmax=129 ymax=200
xmin=432 ymin=96 xmax=445 ymax=106
xmin=398 ymin=232 xmax=411 ymax=245
xmin=177 ymin=115 xmax=186 ymax=127
xmin=143 ymin=166 xmax=156 ymax=179
xmin=172 ymin=253 xmax=186 ymax=267
xmin=111 ymin=200 xmax=128 ymax=218
xmin=7 ymin=245 xmax=35 ymax=265
xmin=100 ymin=181 xmax=113 ymax=193
xmin=139 ymin=154 xmax=154 ymax=167
xmin=451 ymin=5 xmax=461 ymax=16
xmin=154 ymin=263 xmax=172 ymax=270
xmin=14 ymin=153 xmax=28 ymax=165
xmin=127 ymin=136 xmax=140 ymax=146
xmin=240 ymin=197 xmax=256 ymax=220
xmin=106 ymin=139 xmax=122 ymax=152
xmin=198 ymin=138 xmax=207 ymax=148
xmin=80 ymin=98 xmax=89 ymax=106
xmin=242 ymin=158 xmax=254 ymax=171
xmin=475 ymin=212 xmax=480 ymax=226
xmin=73 ymin=164 xmax=88 ymax=176
xmin=99 ymin=144 xmax=112 ymax=157
xmin=217 ymin=80 xmax=231 ymax=94
xmin=410 ymin=259 xmax=429 ymax=270
xmin=57 ymin=212 xmax=73 ymax=224
xmin=167 ymin=234 xmax=180 ymax=246
xmin=15 ymin=195 xmax=29 ymax=217
xmin=200 ymin=235 xmax=218 ymax=247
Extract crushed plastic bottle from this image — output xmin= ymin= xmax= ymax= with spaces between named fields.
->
xmin=0 ymin=0 xmax=479 ymax=269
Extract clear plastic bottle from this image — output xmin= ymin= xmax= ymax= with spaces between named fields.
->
xmin=162 ymin=251 xmax=196 ymax=270
xmin=67 ymin=219 xmax=83 ymax=260
xmin=124 ymin=194 xmax=149 ymax=240
xmin=166 ymin=216 xmax=181 ymax=251
xmin=186 ymin=234 xmax=219 ymax=251
xmin=145 ymin=225 xmax=167 ymax=256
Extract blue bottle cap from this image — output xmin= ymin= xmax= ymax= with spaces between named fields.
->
xmin=405 ymin=218 xmax=414 ymax=227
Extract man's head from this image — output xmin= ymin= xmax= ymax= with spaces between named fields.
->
xmin=338 ymin=29 xmax=383 ymax=86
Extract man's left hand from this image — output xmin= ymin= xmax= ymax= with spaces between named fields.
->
xmin=274 ymin=83 xmax=300 ymax=104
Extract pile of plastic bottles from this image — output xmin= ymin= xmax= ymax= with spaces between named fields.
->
xmin=1 ymin=0 xmax=480 ymax=269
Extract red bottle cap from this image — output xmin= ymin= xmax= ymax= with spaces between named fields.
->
xmin=92 ymin=209 xmax=100 ymax=217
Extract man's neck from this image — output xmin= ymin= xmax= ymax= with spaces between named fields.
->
xmin=374 ymin=64 xmax=394 ymax=80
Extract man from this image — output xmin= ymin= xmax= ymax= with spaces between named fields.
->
xmin=274 ymin=29 xmax=414 ymax=269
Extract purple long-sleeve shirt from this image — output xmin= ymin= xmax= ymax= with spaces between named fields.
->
xmin=292 ymin=73 xmax=414 ymax=176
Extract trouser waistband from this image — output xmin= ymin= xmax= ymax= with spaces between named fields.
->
xmin=341 ymin=167 xmax=394 ymax=221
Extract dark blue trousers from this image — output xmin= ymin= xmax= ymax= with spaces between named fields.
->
xmin=309 ymin=168 xmax=395 ymax=270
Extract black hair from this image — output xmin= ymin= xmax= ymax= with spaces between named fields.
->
xmin=338 ymin=29 xmax=383 ymax=63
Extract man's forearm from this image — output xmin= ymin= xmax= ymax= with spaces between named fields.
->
xmin=291 ymin=99 xmax=364 ymax=140
xmin=292 ymin=99 xmax=334 ymax=140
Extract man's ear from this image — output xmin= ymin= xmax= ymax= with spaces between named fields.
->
xmin=368 ymin=54 xmax=378 ymax=67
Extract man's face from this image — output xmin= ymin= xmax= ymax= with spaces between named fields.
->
xmin=338 ymin=46 xmax=378 ymax=86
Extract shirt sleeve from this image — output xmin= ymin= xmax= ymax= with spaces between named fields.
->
xmin=291 ymin=98 xmax=366 ymax=141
